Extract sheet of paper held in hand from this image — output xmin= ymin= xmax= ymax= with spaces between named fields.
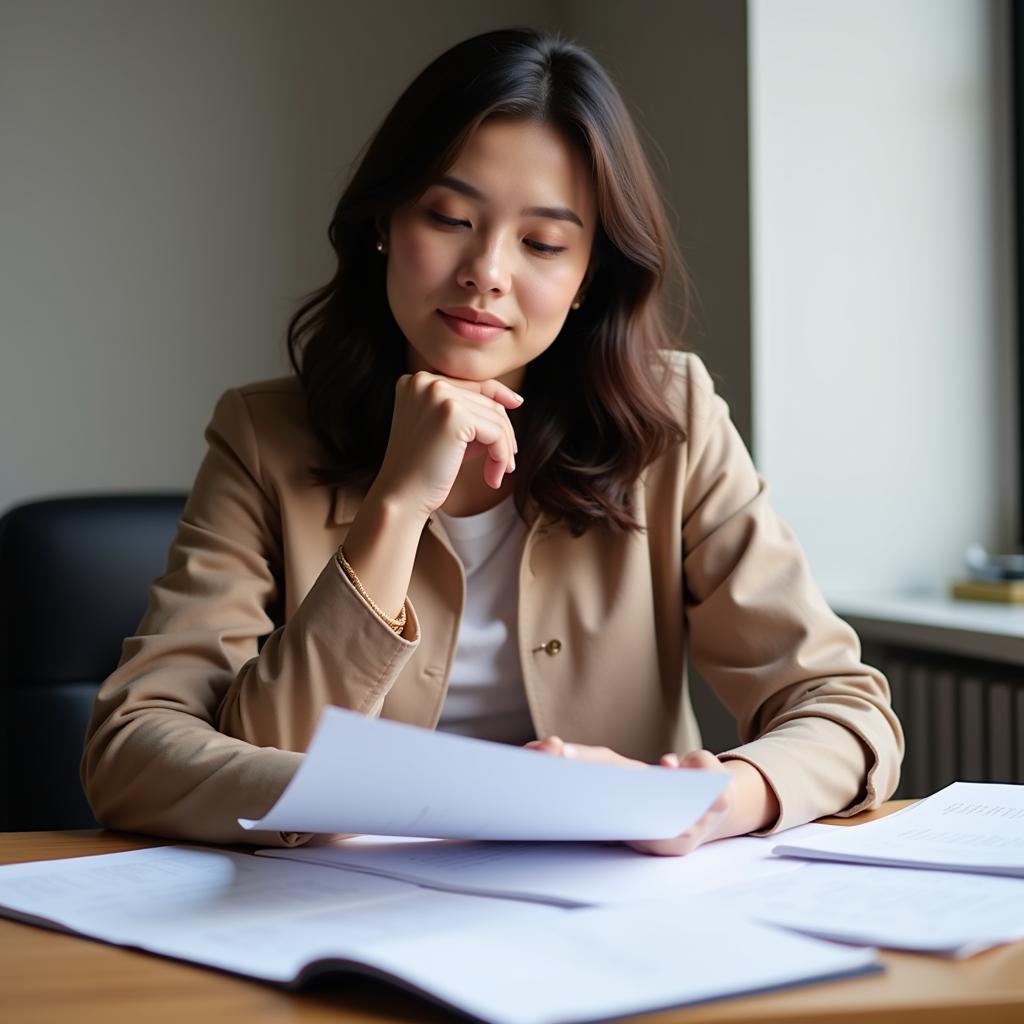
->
xmin=773 ymin=781 xmax=1024 ymax=877
xmin=239 ymin=706 xmax=728 ymax=840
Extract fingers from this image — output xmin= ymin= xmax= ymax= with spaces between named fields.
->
xmin=628 ymin=833 xmax=703 ymax=857
xmin=524 ymin=741 xmax=733 ymax=857
xmin=678 ymin=749 xmax=722 ymax=771
xmin=667 ymin=749 xmax=729 ymax=811
xmin=468 ymin=377 xmax=525 ymax=411
xmin=484 ymin=448 xmax=512 ymax=490
xmin=657 ymin=750 xmax=721 ymax=771
xmin=525 ymin=738 xmax=647 ymax=768
xmin=450 ymin=387 xmax=519 ymax=465
xmin=430 ymin=381 xmax=518 ymax=487
xmin=627 ymin=799 xmax=730 ymax=857
xmin=438 ymin=400 xmax=515 ymax=486
xmin=406 ymin=370 xmax=522 ymax=411
xmin=524 ymin=736 xmax=567 ymax=756
xmin=628 ymin=749 xmax=732 ymax=856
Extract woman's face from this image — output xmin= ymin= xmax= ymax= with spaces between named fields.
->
xmin=385 ymin=118 xmax=597 ymax=391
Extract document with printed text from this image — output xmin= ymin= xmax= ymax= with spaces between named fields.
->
xmin=240 ymin=706 xmax=728 ymax=840
xmin=0 ymin=846 xmax=879 ymax=1024
xmin=772 ymin=782 xmax=1024 ymax=877
xmin=695 ymin=859 xmax=1024 ymax=958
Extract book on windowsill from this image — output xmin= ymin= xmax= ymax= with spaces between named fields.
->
xmin=951 ymin=578 xmax=1024 ymax=603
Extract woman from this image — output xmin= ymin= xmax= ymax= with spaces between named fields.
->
xmin=82 ymin=28 xmax=903 ymax=853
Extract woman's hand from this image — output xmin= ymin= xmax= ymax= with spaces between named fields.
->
xmin=523 ymin=737 xmax=779 ymax=856
xmin=342 ymin=370 xmax=521 ymax=629
xmin=373 ymin=370 xmax=523 ymax=520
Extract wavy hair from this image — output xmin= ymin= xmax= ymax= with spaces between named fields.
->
xmin=287 ymin=27 xmax=691 ymax=535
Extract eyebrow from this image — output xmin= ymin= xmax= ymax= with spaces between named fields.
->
xmin=436 ymin=175 xmax=584 ymax=228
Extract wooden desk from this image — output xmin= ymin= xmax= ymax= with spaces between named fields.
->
xmin=2 ymin=804 xmax=1023 ymax=1024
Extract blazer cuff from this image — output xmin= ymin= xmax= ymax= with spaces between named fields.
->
xmin=331 ymin=554 xmax=420 ymax=646
xmin=235 ymin=747 xmax=314 ymax=848
xmin=718 ymin=716 xmax=876 ymax=835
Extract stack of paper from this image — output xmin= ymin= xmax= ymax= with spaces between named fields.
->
xmin=691 ymin=860 xmax=1024 ymax=958
xmin=0 ymin=708 xmax=885 ymax=1023
xmin=772 ymin=782 xmax=1024 ymax=876
xmin=739 ymin=782 xmax=1024 ymax=957
xmin=0 ymin=846 xmax=878 ymax=1024
xmin=4 ymin=709 xmax=1023 ymax=1020
xmin=245 ymin=720 xmax=1024 ymax=961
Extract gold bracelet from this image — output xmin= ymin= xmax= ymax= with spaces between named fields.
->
xmin=336 ymin=546 xmax=407 ymax=634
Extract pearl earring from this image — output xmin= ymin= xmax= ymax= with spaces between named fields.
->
xmin=571 ymin=300 xmax=581 ymax=310
xmin=376 ymin=239 xmax=387 ymax=254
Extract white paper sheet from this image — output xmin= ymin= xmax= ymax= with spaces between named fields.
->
xmin=239 ymin=706 xmax=728 ymax=840
xmin=772 ymin=782 xmax=1024 ymax=877
xmin=256 ymin=823 xmax=837 ymax=907
xmin=692 ymin=859 xmax=1024 ymax=958
xmin=349 ymin=901 xmax=879 ymax=1024
xmin=0 ymin=847 xmax=879 ymax=1024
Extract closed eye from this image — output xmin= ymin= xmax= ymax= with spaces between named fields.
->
xmin=428 ymin=211 xmax=469 ymax=227
xmin=428 ymin=211 xmax=566 ymax=256
xmin=525 ymin=240 xmax=566 ymax=255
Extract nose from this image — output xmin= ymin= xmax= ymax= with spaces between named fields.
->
xmin=456 ymin=231 xmax=511 ymax=296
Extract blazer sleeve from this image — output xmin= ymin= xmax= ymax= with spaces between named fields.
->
xmin=81 ymin=387 xmax=420 ymax=846
xmin=678 ymin=355 xmax=904 ymax=833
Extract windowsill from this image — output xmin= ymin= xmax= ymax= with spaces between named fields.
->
xmin=828 ymin=591 xmax=1024 ymax=667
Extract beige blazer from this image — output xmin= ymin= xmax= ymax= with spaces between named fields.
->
xmin=82 ymin=352 xmax=903 ymax=847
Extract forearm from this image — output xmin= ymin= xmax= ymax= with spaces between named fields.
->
xmin=83 ymin=705 xmax=308 ymax=846
xmin=217 ymin=553 xmax=420 ymax=747
xmin=341 ymin=486 xmax=428 ymax=631
xmin=720 ymin=717 xmax=881 ymax=833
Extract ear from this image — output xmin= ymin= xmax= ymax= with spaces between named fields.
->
xmin=373 ymin=214 xmax=390 ymax=243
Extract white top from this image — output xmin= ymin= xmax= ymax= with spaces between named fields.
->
xmin=434 ymin=495 xmax=533 ymax=744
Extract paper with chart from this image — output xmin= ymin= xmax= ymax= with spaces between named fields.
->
xmin=772 ymin=782 xmax=1024 ymax=876
xmin=693 ymin=859 xmax=1024 ymax=958
xmin=257 ymin=823 xmax=837 ymax=907
xmin=239 ymin=706 xmax=728 ymax=840
xmin=0 ymin=846 xmax=879 ymax=1024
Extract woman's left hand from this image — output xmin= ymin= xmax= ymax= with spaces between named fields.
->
xmin=523 ymin=737 xmax=777 ymax=856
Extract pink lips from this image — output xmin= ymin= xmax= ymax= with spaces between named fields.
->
xmin=437 ymin=306 xmax=511 ymax=342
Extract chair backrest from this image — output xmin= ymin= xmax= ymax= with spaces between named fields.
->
xmin=0 ymin=494 xmax=187 ymax=830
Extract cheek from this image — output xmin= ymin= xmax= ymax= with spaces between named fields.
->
xmin=518 ymin=264 xmax=583 ymax=324
xmin=389 ymin=224 xmax=452 ymax=298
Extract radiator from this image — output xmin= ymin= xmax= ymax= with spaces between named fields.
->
xmin=867 ymin=645 xmax=1024 ymax=799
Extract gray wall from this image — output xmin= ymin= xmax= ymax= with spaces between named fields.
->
xmin=0 ymin=0 xmax=750 ymax=514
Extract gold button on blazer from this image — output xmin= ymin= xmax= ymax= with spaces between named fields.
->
xmin=81 ymin=352 xmax=904 ymax=847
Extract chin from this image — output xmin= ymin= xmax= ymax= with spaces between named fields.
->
xmin=427 ymin=348 xmax=510 ymax=382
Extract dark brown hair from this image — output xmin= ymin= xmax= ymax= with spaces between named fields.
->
xmin=287 ymin=27 xmax=690 ymax=535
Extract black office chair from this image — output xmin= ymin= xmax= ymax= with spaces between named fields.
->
xmin=0 ymin=494 xmax=187 ymax=830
